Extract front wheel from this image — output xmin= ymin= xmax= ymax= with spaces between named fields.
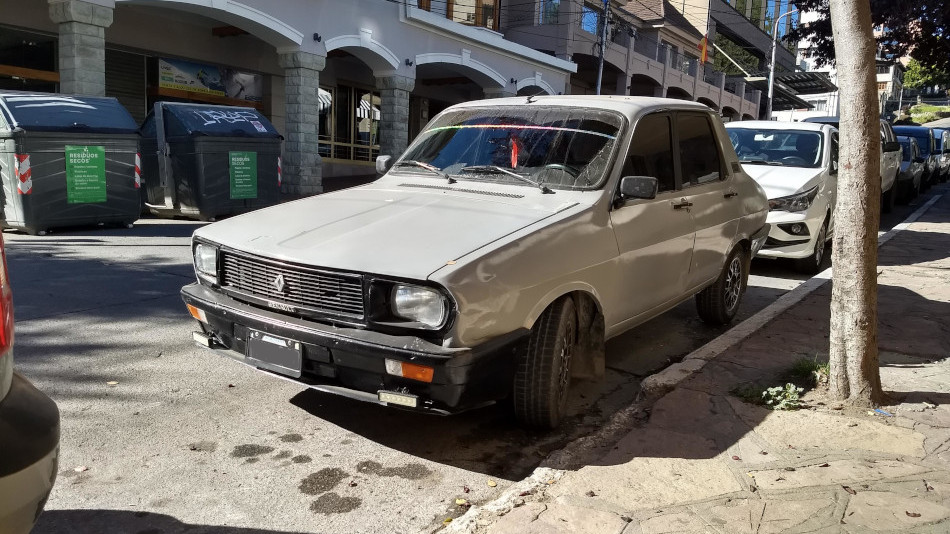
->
xmin=513 ymin=297 xmax=577 ymax=429
xmin=882 ymin=182 xmax=896 ymax=214
xmin=696 ymin=246 xmax=748 ymax=326
xmin=794 ymin=217 xmax=828 ymax=274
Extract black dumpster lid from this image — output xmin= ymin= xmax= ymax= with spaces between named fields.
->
xmin=160 ymin=103 xmax=281 ymax=138
xmin=0 ymin=92 xmax=138 ymax=134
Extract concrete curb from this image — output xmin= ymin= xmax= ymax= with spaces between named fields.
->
xmin=443 ymin=191 xmax=944 ymax=534
xmin=642 ymin=191 xmax=942 ymax=397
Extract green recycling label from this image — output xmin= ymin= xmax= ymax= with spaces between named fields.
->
xmin=229 ymin=151 xmax=258 ymax=199
xmin=65 ymin=145 xmax=107 ymax=203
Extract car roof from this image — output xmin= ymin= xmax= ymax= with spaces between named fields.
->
xmin=725 ymin=120 xmax=830 ymax=132
xmin=447 ymin=95 xmax=713 ymax=117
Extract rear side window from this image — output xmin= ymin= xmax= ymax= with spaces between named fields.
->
xmin=622 ymin=113 xmax=674 ymax=192
xmin=677 ymin=113 xmax=722 ymax=185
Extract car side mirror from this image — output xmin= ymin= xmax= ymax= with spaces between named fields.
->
xmin=883 ymin=141 xmax=901 ymax=153
xmin=376 ymin=155 xmax=394 ymax=175
xmin=619 ymin=176 xmax=658 ymax=201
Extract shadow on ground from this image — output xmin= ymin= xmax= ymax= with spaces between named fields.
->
xmin=33 ymin=509 xmax=308 ymax=534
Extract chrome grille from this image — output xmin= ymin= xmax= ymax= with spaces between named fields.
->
xmin=221 ymin=252 xmax=365 ymax=317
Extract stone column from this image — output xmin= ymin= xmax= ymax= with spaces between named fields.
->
xmin=48 ymin=0 xmax=114 ymax=96
xmin=483 ymin=87 xmax=517 ymax=99
xmin=377 ymin=75 xmax=415 ymax=159
xmin=278 ymin=50 xmax=325 ymax=196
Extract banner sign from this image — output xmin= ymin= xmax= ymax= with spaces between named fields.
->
xmin=65 ymin=145 xmax=107 ymax=203
xmin=159 ymin=58 xmax=263 ymax=102
xmin=229 ymin=151 xmax=258 ymax=199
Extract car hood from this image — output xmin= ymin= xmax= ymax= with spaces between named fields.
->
xmin=194 ymin=184 xmax=575 ymax=280
xmin=741 ymin=165 xmax=825 ymax=199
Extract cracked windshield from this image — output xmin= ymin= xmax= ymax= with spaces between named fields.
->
xmin=728 ymin=128 xmax=824 ymax=169
xmin=394 ymin=106 xmax=622 ymax=190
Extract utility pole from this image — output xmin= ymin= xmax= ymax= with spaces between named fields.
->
xmin=595 ymin=0 xmax=609 ymax=95
xmin=766 ymin=8 xmax=798 ymax=120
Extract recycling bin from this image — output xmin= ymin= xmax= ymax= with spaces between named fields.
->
xmin=0 ymin=91 xmax=141 ymax=235
xmin=139 ymin=102 xmax=282 ymax=221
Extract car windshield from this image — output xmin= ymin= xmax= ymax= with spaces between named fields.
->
xmin=394 ymin=106 xmax=623 ymax=190
xmin=727 ymin=128 xmax=824 ymax=168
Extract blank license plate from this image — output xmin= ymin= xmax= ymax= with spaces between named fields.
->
xmin=246 ymin=330 xmax=302 ymax=378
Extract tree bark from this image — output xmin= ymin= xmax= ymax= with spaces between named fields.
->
xmin=827 ymin=0 xmax=885 ymax=405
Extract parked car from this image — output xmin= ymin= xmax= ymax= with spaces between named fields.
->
xmin=931 ymin=127 xmax=950 ymax=183
xmin=0 ymin=233 xmax=60 ymax=533
xmin=896 ymin=135 xmax=924 ymax=203
xmin=802 ymin=116 xmax=901 ymax=212
xmin=893 ymin=125 xmax=938 ymax=189
xmin=181 ymin=96 xmax=769 ymax=428
xmin=726 ymin=120 xmax=838 ymax=274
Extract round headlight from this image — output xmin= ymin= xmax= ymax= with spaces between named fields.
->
xmin=391 ymin=285 xmax=446 ymax=328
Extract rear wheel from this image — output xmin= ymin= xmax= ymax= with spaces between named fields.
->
xmin=882 ymin=182 xmax=896 ymax=213
xmin=696 ymin=246 xmax=748 ymax=326
xmin=794 ymin=217 xmax=828 ymax=274
xmin=513 ymin=297 xmax=577 ymax=429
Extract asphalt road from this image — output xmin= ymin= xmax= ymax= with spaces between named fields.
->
xmin=7 ymin=190 xmax=933 ymax=534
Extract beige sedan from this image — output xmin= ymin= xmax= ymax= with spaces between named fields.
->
xmin=182 ymin=96 xmax=769 ymax=428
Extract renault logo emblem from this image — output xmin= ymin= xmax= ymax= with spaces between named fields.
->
xmin=273 ymin=274 xmax=286 ymax=293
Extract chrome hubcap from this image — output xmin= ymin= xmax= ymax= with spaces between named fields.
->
xmin=724 ymin=255 xmax=742 ymax=311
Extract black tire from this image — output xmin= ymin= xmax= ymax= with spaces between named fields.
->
xmin=513 ymin=297 xmax=577 ymax=429
xmin=882 ymin=182 xmax=896 ymax=214
xmin=794 ymin=217 xmax=828 ymax=274
xmin=696 ymin=246 xmax=748 ymax=326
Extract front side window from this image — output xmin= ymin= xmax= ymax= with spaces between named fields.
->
xmin=622 ymin=113 xmax=674 ymax=192
xmin=728 ymin=128 xmax=824 ymax=168
xmin=678 ymin=113 xmax=723 ymax=184
xmin=395 ymin=106 xmax=623 ymax=190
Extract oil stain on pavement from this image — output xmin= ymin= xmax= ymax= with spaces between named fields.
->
xmin=299 ymin=467 xmax=348 ymax=495
xmin=231 ymin=444 xmax=275 ymax=458
xmin=356 ymin=460 xmax=432 ymax=480
xmin=310 ymin=492 xmax=361 ymax=514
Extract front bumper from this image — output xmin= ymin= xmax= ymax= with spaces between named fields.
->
xmin=181 ymin=283 xmax=527 ymax=414
xmin=757 ymin=209 xmax=824 ymax=259
xmin=0 ymin=373 xmax=60 ymax=534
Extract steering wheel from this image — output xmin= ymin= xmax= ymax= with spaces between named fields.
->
xmin=781 ymin=156 xmax=809 ymax=166
xmin=542 ymin=163 xmax=580 ymax=177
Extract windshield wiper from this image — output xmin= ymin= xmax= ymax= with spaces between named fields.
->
xmin=740 ymin=158 xmax=781 ymax=166
xmin=459 ymin=165 xmax=554 ymax=194
xmin=394 ymin=160 xmax=455 ymax=183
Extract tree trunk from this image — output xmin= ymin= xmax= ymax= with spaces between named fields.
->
xmin=827 ymin=0 xmax=885 ymax=405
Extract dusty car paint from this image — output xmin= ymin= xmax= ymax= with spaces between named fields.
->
xmin=184 ymin=95 xmax=769 ymax=419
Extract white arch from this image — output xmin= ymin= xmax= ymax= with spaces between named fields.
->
xmin=415 ymin=50 xmax=507 ymax=89
xmin=116 ymin=0 xmax=303 ymax=48
xmin=515 ymin=72 xmax=556 ymax=95
xmin=325 ymin=29 xmax=400 ymax=72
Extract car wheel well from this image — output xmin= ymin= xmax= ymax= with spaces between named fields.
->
xmin=565 ymin=291 xmax=606 ymax=381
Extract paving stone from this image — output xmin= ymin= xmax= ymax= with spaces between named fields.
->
xmin=750 ymin=459 xmax=931 ymax=491
xmin=842 ymin=491 xmax=950 ymax=531
xmin=489 ymin=502 xmax=628 ymax=534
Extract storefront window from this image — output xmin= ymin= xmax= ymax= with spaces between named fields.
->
xmin=0 ymin=27 xmax=58 ymax=93
xmin=319 ymin=84 xmax=380 ymax=163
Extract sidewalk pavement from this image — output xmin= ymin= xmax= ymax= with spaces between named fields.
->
xmin=451 ymin=184 xmax=950 ymax=534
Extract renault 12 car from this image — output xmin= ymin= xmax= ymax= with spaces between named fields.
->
xmin=181 ymin=96 xmax=769 ymax=428
xmin=0 ymin=233 xmax=60 ymax=533
xmin=726 ymin=120 xmax=838 ymax=274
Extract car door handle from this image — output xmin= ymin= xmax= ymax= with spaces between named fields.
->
xmin=672 ymin=198 xmax=693 ymax=209
xmin=723 ymin=190 xmax=738 ymax=198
